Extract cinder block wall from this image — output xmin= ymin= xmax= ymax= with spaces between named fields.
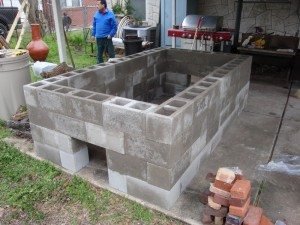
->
xmin=24 ymin=48 xmax=252 ymax=209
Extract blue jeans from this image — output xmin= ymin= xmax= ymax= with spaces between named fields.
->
xmin=96 ymin=37 xmax=115 ymax=63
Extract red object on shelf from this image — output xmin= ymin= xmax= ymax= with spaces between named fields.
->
xmin=26 ymin=24 xmax=49 ymax=61
xmin=167 ymin=28 xmax=232 ymax=42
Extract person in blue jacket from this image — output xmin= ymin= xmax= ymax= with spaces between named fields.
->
xmin=92 ymin=0 xmax=117 ymax=63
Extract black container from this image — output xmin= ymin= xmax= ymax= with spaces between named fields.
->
xmin=123 ymin=38 xmax=143 ymax=56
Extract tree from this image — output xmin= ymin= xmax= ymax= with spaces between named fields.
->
xmin=18 ymin=0 xmax=39 ymax=24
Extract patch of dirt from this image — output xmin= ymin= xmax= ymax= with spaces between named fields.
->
xmin=4 ymin=136 xmax=34 ymax=154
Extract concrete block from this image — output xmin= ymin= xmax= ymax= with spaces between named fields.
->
xmin=23 ymin=85 xmax=39 ymax=107
xmin=115 ymin=54 xmax=147 ymax=79
xmin=147 ymin=163 xmax=172 ymax=190
xmin=56 ymin=133 xmax=87 ymax=153
xmin=34 ymin=141 xmax=61 ymax=166
xmin=60 ymin=147 xmax=89 ymax=172
xmin=30 ymin=123 xmax=44 ymax=143
xmin=190 ymin=131 xmax=207 ymax=160
xmin=206 ymin=102 xmax=221 ymax=143
xmin=103 ymin=98 xmax=155 ymax=136
xmin=27 ymin=106 xmax=55 ymax=130
xmin=36 ymin=85 xmax=68 ymax=114
xmin=126 ymin=176 xmax=180 ymax=209
xmin=86 ymin=122 xmax=124 ymax=154
xmin=108 ymin=169 xmax=128 ymax=193
xmin=68 ymin=70 xmax=98 ymax=89
xmin=66 ymin=92 xmax=110 ymax=125
xmin=124 ymin=134 xmax=171 ymax=167
xmin=132 ymin=69 xmax=147 ymax=85
xmin=165 ymin=72 xmax=189 ymax=86
xmin=53 ymin=113 xmax=87 ymax=141
xmin=146 ymin=101 xmax=193 ymax=145
xmin=94 ymin=63 xmax=116 ymax=85
xmin=164 ymin=82 xmax=186 ymax=95
xmin=107 ymin=150 xmax=147 ymax=181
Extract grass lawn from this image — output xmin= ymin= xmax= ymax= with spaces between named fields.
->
xmin=10 ymin=30 xmax=98 ymax=69
xmin=0 ymin=123 xmax=183 ymax=224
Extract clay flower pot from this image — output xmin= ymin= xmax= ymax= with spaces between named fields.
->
xmin=26 ymin=24 xmax=49 ymax=61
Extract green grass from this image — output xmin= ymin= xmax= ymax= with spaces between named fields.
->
xmin=0 ymin=123 xmax=182 ymax=224
xmin=9 ymin=30 xmax=97 ymax=69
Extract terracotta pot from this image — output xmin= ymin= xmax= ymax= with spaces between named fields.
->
xmin=26 ymin=24 xmax=49 ymax=61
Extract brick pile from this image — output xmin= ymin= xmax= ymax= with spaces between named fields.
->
xmin=201 ymin=167 xmax=274 ymax=225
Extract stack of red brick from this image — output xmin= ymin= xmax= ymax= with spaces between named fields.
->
xmin=201 ymin=167 xmax=274 ymax=225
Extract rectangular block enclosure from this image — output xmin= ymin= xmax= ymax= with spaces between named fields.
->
xmin=24 ymin=48 xmax=252 ymax=209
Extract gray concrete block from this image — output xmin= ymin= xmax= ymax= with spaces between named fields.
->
xmin=68 ymin=70 xmax=98 ymax=89
xmin=115 ymin=54 xmax=147 ymax=79
xmin=23 ymin=85 xmax=39 ymax=107
xmin=147 ymin=163 xmax=172 ymax=190
xmin=146 ymin=101 xmax=194 ymax=145
xmin=36 ymin=85 xmax=68 ymax=114
xmin=108 ymin=169 xmax=128 ymax=193
xmin=56 ymin=133 xmax=87 ymax=153
xmin=190 ymin=131 xmax=207 ymax=160
xmin=132 ymin=69 xmax=147 ymax=85
xmin=53 ymin=113 xmax=87 ymax=141
xmin=165 ymin=72 xmax=189 ymax=86
xmin=60 ymin=147 xmax=89 ymax=172
xmin=34 ymin=141 xmax=61 ymax=166
xmin=127 ymin=176 xmax=180 ymax=209
xmin=124 ymin=134 xmax=171 ymax=167
xmin=103 ymin=98 xmax=155 ymax=136
xmin=206 ymin=102 xmax=221 ymax=143
xmin=66 ymin=92 xmax=110 ymax=125
xmin=30 ymin=123 xmax=43 ymax=143
xmin=107 ymin=150 xmax=147 ymax=181
xmin=27 ymin=106 xmax=55 ymax=130
xmin=86 ymin=122 xmax=125 ymax=154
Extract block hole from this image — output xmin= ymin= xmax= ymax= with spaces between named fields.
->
xmin=204 ymin=78 xmax=218 ymax=83
xmin=155 ymin=107 xmax=176 ymax=116
xmin=167 ymin=100 xmax=186 ymax=108
xmin=179 ymin=92 xmax=198 ymax=100
xmin=130 ymin=102 xmax=151 ymax=110
xmin=111 ymin=98 xmax=131 ymax=106
xmin=55 ymin=87 xmax=74 ymax=94
xmin=61 ymin=72 xmax=76 ymax=77
xmin=198 ymin=82 xmax=212 ymax=87
xmin=73 ymin=91 xmax=93 ymax=98
xmin=189 ymin=87 xmax=205 ymax=94
xmin=43 ymin=85 xmax=60 ymax=91
xmin=88 ymin=94 xmax=110 ymax=102
xmin=46 ymin=78 xmax=59 ymax=82
xmin=212 ymin=73 xmax=225 ymax=78
xmin=30 ymin=82 xmax=46 ymax=87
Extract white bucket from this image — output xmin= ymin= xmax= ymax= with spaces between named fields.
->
xmin=0 ymin=50 xmax=31 ymax=121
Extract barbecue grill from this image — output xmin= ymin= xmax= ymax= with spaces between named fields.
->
xmin=168 ymin=15 xmax=232 ymax=51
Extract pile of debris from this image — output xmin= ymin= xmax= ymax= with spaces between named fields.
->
xmin=6 ymin=106 xmax=31 ymax=140
xmin=201 ymin=167 xmax=274 ymax=225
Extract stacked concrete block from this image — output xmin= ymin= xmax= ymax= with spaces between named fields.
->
xmin=24 ymin=48 xmax=252 ymax=209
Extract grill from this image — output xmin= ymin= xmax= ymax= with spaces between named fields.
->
xmin=168 ymin=15 xmax=232 ymax=52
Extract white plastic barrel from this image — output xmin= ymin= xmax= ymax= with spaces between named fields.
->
xmin=0 ymin=50 xmax=31 ymax=121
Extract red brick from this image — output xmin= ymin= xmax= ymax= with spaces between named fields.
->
xmin=229 ymin=192 xmax=250 ymax=207
xmin=214 ymin=179 xmax=234 ymax=192
xmin=199 ymin=189 xmax=213 ymax=205
xmin=260 ymin=215 xmax=274 ymax=225
xmin=229 ymin=197 xmax=250 ymax=218
xmin=244 ymin=205 xmax=263 ymax=225
xmin=230 ymin=180 xmax=251 ymax=200
xmin=213 ymin=194 xmax=230 ymax=206
xmin=216 ymin=168 xmax=236 ymax=183
xmin=208 ymin=196 xmax=221 ymax=210
xmin=210 ymin=183 xmax=231 ymax=198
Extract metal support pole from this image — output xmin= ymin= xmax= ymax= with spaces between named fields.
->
xmin=52 ymin=0 xmax=68 ymax=63
xmin=172 ymin=0 xmax=176 ymax=48
xmin=233 ymin=0 xmax=243 ymax=51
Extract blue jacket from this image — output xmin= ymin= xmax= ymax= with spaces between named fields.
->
xmin=92 ymin=9 xmax=117 ymax=38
